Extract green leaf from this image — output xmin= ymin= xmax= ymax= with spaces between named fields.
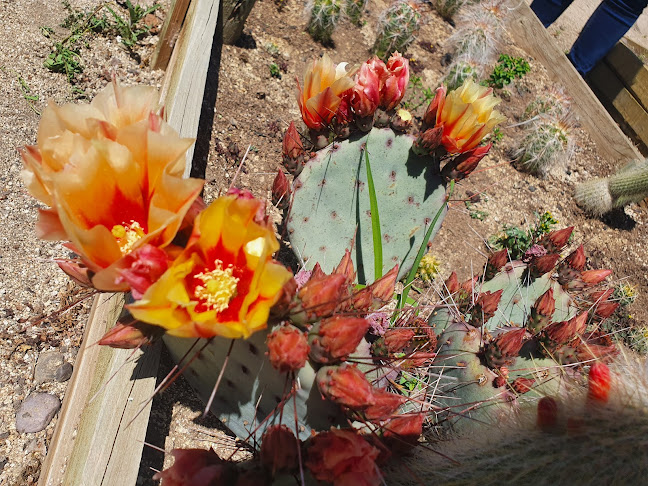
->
xmin=364 ymin=139 xmax=383 ymax=281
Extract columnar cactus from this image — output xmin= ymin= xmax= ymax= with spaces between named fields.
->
xmin=574 ymin=159 xmax=648 ymax=215
xmin=373 ymin=2 xmax=421 ymax=60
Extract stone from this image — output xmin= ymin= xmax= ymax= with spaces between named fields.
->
xmin=54 ymin=362 xmax=73 ymax=382
xmin=34 ymin=352 xmax=64 ymax=384
xmin=16 ymin=393 xmax=61 ymax=433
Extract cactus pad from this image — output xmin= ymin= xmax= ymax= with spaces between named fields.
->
xmin=288 ymin=127 xmax=447 ymax=284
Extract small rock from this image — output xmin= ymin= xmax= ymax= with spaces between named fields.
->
xmin=0 ymin=456 xmax=6 ymax=473
xmin=528 ymin=185 xmax=537 ymax=192
xmin=54 ymin=362 xmax=73 ymax=382
xmin=16 ymin=393 xmax=61 ymax=433
xmin=0 ymin=431 xmax=9 ymax=440
xmin=34 ymin=351 xmax=64 ymax=384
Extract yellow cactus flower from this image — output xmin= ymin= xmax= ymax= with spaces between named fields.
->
xmin=20 ymin=81 xmax=204 ymax=291
xmin=127 ymin=192 xmax=293 ymax=339
xmin=424 ymin=79 xmax=506 ymax=154
xmin=297 ymin=54 xmax=355 ymax=130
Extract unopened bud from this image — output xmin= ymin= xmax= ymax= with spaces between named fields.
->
xmin=538 ymin=226 xmax=573 ymax=252
xmin=260 ymin=425 xmax=300 ymax=475
xmin=441 ymin=143 xmax=491 ymax=181
xmin=383 ymin=413 xmax=424 ymax=450
xmin=587 ymin=362 xmax=611 ymax=405
xmin=316 ymin=364 xmax=376 ymax=410
xmin=423 ymin=86 xmax=446 ymax=126
xmin=282 ymin=121 xmax=305 ymax=175
xmin=363 ymin=389 xmax=406 ymax=421
xmin=267 ymin=324 xmax=310 ymax=373
xmin=413 ymin=126 xmax=443 ymax=155
xmin=528 ymin=288 xmax=556 ymax=333
xmin=271 ymin=170 xmax=291 ymax=209
xmin=485 ymin=249 xmax=508 ymax=280
xmin=471 ymin=289 xmax=503 ymax=327
xmin=309 ymin=316 xmax=370 ymax=363
xmin=445 ymin=271 xmax=460 ymax=294
xmin=484 ymin=328 xmax=526 ymax=368
xmin=383 ymin=328 xmax=416 ymax=353
xmin=529 ymin=253 xmax=560 ymax=278
xmin=537 ymin=397 xmax=559 ymax=432
xmin=543 ymin=311 xmax=588 ymax=346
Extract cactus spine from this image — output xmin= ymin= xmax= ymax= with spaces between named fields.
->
xmin=574 ymin=159 xmax=648 ymax=215
xmin=373 ymin=2 xmax=421 ymax=60
xmin=344 ymin=0 xmax=367 ymax=25
xmin=515 ymin=114 xmax=574 ymax=177
xmin=307 ymin=0 xmax=343 ymax=43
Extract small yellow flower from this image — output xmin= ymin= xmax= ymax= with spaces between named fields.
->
xmin=128 ymin=193 xmax=293 ymax=339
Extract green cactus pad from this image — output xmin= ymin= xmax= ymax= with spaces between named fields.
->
xmin=163 ymin=332 xmax=345 ymax=441
xmin=288 ymin=127 xmax=447 ymax=284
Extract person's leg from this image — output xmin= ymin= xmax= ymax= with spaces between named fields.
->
xmin=530 ymin=0 xmax=576 ymax=27
xmin=569 ymin=0 xmax=648 ymax=75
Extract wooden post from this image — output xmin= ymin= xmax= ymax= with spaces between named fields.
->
xmin=151 ymin=0 xmax=191 ymax=71
xmin=507 ymin=3 xmax=642 ymax=164
xmin=38 ymin=0 xmax=224 ymax=483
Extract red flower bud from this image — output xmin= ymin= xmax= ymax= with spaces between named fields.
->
xmin=282 ymin=121 xmax=305 ymax=175
xmin=260 ymin=425 xmax=300 ymax=475
xmin=543 ymin=311 xmax=588 ymax=345
xmin=510 ymin=376 xmax=535 ymax=394
xmin=528 ymin=288 xmax=556 ymax=333
xmin=316 ymin=364 xmax=376 ymax=410
xmin=116 ymin=244 xmax=170 ymax=300
xmin=383 ymin=413 xmax=425 ymax=450
xmin=351 ymin=60 xmax=381 ymax=117
xmin=267 ymin=324 xmax=310 ymax=373
xmin=271 ymin=170 xmax=291 ymax=209
xmin=538 ymin=226 xmax=573 ymax=252
xmin=346 ymin=265 xmax=399 ymax=312
xmin=305 ymin=428 xmax=381 ymax=486
xmin=444 ymin=271 xmax=459 ymax=294
xmin=530 ymin=253 xmax=560 ymax=278
xmin=581 ymin=269 xmax=613 ymax=286
xmin=587 ymin=362 xmax=611 ymax=404
xmin=333 ymin=249 xmax=356 ymax=285
xmin=441 ymin=143 xmax=491 ymax=181
xmin=423 ymin=86 xmax=446 ymax=126
xmin=471 ymin=289 xmax=503 ymax=327
xmin=566 ymin=244 xmax=586 ymax=271
xmin=363 ymin=389 xmax=406 ymax=422
xmin=310 ymin=316 xmax=370 ymax=363
xmin=384 ymin=328 xmax=416 ymax=353
xmin=98 ymin=322 xmax=163 ymax=349
xmin=293 ymin=273 xmax=348 ymax=325
xmin=484 ymin=328 xmax=526 ymax=368
xmin=485 ymin=248 xmax=509 ymax=280
xmin=153 ymin=448 xmax=236 ymax=485
xmin=414 ymin=126 xmax=443 ymax=153
xmin=56 ymin=259 xmax=93 ymax=287
xmin=400 ymin=351 xmax=436 ymax=369
xmin=537 ymin=397 xmax=559 ymax=432
xmin=460 ymin=275 xmax=479 ymax=295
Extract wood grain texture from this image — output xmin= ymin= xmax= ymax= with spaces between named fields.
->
xmin=605 ymin=42 xmax=648 ymax=113
xmin=151 ymin=0 xmax=192 ymax=70
xmin=38 ymin=294 xmax=161 ymax=486
xmin=159 ymin=0 xmax=222 ymax=177
xmin=508 ymin=3 xmax=642 ymax=164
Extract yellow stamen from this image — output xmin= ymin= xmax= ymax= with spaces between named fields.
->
xmin=194 ymin=261 xmax=239 ymax=312
xmin=111 ymin=220 xmax=145 ymax=254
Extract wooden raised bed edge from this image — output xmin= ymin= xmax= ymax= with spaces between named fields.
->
xmin=38 ymin=0 xmax=222 ymax=484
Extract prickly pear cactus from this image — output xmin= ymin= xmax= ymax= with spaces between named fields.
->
xmin=288 ymin=128 xmax=446 ymax=283
xmin=427 ymin=229 xmax=617 ymax=432
xmin=163 ymin=332 xmax=345 ymax=441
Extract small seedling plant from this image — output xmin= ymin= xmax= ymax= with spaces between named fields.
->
xmin=487 ymin=54 xmax=531 ymax=89
xmin=488 ymin=211 xmax=558 ymax=259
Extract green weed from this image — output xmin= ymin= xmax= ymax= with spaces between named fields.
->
xmin=106 ymin=0 xmax=160 ymax=49
xmin=486 ymin=54 xmax=530 ymax=89
xmin=487 ymin=211 xmax=558 ymax=259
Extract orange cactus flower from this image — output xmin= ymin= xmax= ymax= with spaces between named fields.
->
xmin=297 ymin=54 xmax=355 ymax=130
xmin=127 ymin=192 xmax=293 ymax=339
xmin=20 ymin=81 xmax=204 ymax=291
xmin=426 ymin=79 xmax=506 ymax=154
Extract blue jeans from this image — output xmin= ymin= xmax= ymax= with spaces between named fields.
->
xmin=530 ymin=0 xmax=648 ymax=75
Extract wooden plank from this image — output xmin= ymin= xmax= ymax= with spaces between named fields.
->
xmin=151 ymin=0 xmax=191 ymax=71
xmin=39 ymin=294 xmax=161 ymax=486
xmin=589 ymin=61 xmax=648 ymax=148
xmin=605 ymin=42 xmax=648 ymax=113
xmin=39 ymin=1 xmax=223 ymax=483
xmin=159 ymin=0 xmax=222 ymax=177
xmin=508 ymin=3 xmax=642 ymax=164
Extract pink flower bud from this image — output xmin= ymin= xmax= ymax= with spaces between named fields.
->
xmin=98 ymin=322 xmax=163 ymax=349
xmin=310 ymin=316 xmax=370 ymax=363
xmin=538 ymin=226 xmax=573 ymax=252
xmin=305 ymin=428 xmax=381 ymax=486
xmin=282 ymin=121 xmax=305 ymax=174
xmin=530 ymin=253 xmax=560 ymax=278
xmin=316 ymin=364 xmax=376 ymax=410
xmin=117 ymin=244 xmax=170 ymax=300
xmin=260 ymin=425 xmax=300 ymax=475
xmin=537 ymin=397 xmax=559 ymax=432
xmin=441 ymin=143 xmax=491 ymax=181
xmin=484 ymin=328 xmax=526 ymax=368
xmin=380 ymin=52 xmax=410 ymax=110
xmin=267 ymin=324 xmax=310 ymax=373
xmin=271 ymin=170 xmax=291 ymax=209
xmin=581 ymin=269 xmax=613 ymax=286
xmin=351 ymin=60 xmax=381 ymax=117
xmin=587 ymin=362 xmax=611 ymax=404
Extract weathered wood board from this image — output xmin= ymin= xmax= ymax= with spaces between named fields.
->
xmin=508 ymin=3 xmax=643 ymax=163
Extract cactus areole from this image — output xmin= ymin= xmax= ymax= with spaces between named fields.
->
xmin=288 ymin=127 xmax=447 ymax=283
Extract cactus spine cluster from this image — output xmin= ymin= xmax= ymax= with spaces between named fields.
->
xmin=373 ymin=2 xmax=421 ymax=60
xmin=574 ymin=159 xmax=648 ymax=215
xmin=344 ymin=0 xmax=367 ymax=25
xmin=306 ymin=0 xmax=343 ymax=43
